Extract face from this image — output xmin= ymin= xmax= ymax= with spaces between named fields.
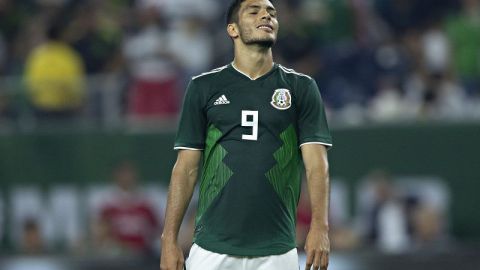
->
xmin=230 ymin=0 xmax=279 ymax=47
xmin=114 ymin=163 xmax=138 ymax=191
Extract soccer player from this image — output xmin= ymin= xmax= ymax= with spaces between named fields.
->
xmin=160 ymin=0 xmax=332 ymax=269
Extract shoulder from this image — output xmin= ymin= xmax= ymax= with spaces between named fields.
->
xmin=277 ymin=64 xmax=313 ymax=81
xmin=277 ymin=64 xmax=316 ymax=92
xmin=191 ymin=64 xmax=230 ymax=83
xmin=187 ymin=65 xmax=230 ymax=94
xmin=184 ymin=65 xmax=229 ymax=100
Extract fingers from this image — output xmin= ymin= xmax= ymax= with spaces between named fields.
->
xmin=176 ymin=253 xmax=185 ymax=270
xmin=320 ymin=251 xmax=329 ymax=270
xmin=160 ymin=252 xmax=184 ymax=270
xmin=314 ymin=249 xmax=323 ymax=270
xmin=159 ymin=260 xmax=183 ymax=270
xmin=177 ymin=261 xmax=184 ymax=270
xmin=304 ymin=249 xmax=314 ymax=270
xmin=305 ymin=249 xmax=329 ymax=270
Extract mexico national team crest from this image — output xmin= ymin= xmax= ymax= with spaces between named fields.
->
xmin=271 ymin=89 xmax=292 ymax=110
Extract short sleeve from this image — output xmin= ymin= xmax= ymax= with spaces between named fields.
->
xmin=297 ymin=78 xmax=332 ymax=148
xmin=174 ymin=80 xmax=207 ymax=150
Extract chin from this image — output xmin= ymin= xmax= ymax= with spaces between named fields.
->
xmin=246 ymin=37 xmax=276 ymax=48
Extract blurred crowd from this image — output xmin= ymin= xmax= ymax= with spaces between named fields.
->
xmin=0 ymin=0 xmax=479 ymax=127
xmin=0 ymin=160 xmax=450 ymax=257
xmin=0 ymin=0 xmax=464 ymax=262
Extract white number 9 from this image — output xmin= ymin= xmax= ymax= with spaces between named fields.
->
xmin=241 ymin=110 xmax=258 ymax=141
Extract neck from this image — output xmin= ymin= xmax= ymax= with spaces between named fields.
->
xmin=232 ymin=43 xmax=274 ymax=80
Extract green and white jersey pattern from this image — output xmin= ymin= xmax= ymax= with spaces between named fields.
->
xmin=174 ymin=63 xmax=332 ymax=257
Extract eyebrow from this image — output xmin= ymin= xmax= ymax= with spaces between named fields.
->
xmin=246 ymin=4 xmax=276 ymax=12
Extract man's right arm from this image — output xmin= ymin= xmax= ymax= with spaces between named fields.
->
xmin=160 ymin=149 xmax=202 ymax=270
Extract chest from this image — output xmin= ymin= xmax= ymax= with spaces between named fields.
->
xmin=204 ymin=80 xmax=297 ymax=136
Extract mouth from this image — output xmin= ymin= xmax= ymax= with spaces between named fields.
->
xmin=257 ymin=24 xmax=274 ymax=32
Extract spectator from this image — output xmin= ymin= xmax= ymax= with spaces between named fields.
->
xmin=93 ymin=160 xmax=160 ymax=256
xmin=368 ymin=76 xmax=409 ymax=121
xmin=0 ymin=0 xmax=34 ymax=74
xmin=411 ymin=203 xmax=445 ymax=249
xmin=445 ymin=0 xmax=480 ymax=96
xmin=122 ymin=5 xmax=181 ymax=121
xmin=168 ymin=15 xmax=213 ymax=82
xmin=421 ymin=21 xmax=451 ymax=76
xmin=24 ymin=22 xmax=86 ymax=122
xmin=0 ymin=0 xmax=476 ymax=125
xmin=159 ymin=0 xmax=219 ymax=19
xmin=65 ymin=1 xmax=123 ymax=74
xmin=358 ymin=170 xmax=410 ymax=253
xmin=20 ymin=218 xmax=44 ymax=254
xmin=423 ymin=72 xmax=467 ymax=119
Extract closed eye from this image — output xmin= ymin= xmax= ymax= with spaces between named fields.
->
xmin=267 ymin=7 xmax=277 ymax=17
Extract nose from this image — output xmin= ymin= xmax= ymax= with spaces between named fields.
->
xmin=260 ymin=9 xmax=272 ymax=20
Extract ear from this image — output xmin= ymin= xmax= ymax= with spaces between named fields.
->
xmin=227 ymin=23 xmax=239 ymax=39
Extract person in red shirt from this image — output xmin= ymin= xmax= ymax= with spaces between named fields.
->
xmin=96 ymin=161 xmax=160 ymax=255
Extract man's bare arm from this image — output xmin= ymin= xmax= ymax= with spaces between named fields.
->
xmin=160 ymin=149 xmax=202 ymax=270
xmin=301 ymin=144 xmax=330 ymax=270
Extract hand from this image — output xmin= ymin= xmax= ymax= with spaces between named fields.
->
xmin=304 ymin=229 xmax=330 ymax=270
xmin=160 ymin=240 xmax=185 ymax=270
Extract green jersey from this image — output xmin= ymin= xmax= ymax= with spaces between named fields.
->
xmin=174 ymin=63 xmax=332 ymax=256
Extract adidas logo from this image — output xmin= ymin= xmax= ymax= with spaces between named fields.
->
xmin=214 ymin=95 xmax=230 ymax=105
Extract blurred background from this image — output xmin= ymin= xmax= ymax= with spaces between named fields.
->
xmin=0 ymin=0 xmax=479 ymax=269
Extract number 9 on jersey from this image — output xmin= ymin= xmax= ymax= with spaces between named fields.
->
xmin=241 ymin=110 xmax=258 ymax=141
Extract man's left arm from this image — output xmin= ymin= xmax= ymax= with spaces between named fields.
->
xmin=301 ymin=144 xmax=330 ymax=270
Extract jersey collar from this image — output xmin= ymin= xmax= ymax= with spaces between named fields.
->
xmin=230 ymin=62 xmax=278 ymax=81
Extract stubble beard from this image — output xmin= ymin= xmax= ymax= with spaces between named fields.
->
xmin=239 ymin=25 xmax=276 ymax=48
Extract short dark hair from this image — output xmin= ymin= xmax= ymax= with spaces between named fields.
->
xmin=226 ymin=0 xmax=274 ymax=25
xmin=226 ymin=0 xmax=245 ymax=25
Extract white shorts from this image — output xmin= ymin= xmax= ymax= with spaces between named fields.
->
xmin=185 ymin=243 xmax=299 ymax=270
